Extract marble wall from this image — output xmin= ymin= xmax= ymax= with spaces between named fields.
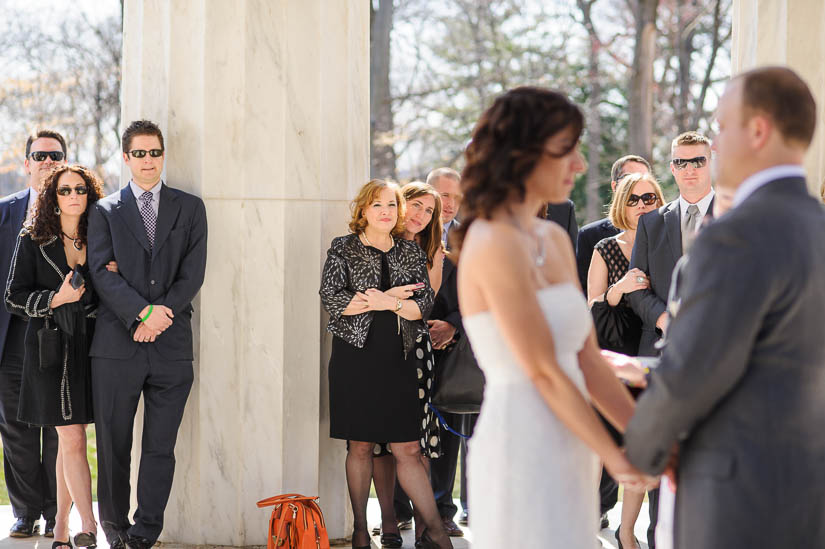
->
xmin=733 ymin=0 xmax=825 ymax=194
xmin=120 ymin=0 xmax=368 ymax=544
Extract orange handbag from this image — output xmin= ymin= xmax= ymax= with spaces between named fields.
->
xmin=256 ymin=493 xmax=330 ymax=549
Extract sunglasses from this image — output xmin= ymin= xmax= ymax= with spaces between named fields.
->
xmin=29 ymin=151 xmax=65 ymax=162
xmin=56 ymin=186 xmax=89 ymax=196
xmin=626 ymin=193 xmax=659 ymax=207
xmin=671 ymin=156 xmax=708 ymax=170
xmin=128 ymin=149 xmax=164 ymax=158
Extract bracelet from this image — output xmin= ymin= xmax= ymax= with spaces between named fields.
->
xmin=394 ymin=298 xmax=403 ymax=312
xmin=140 ymin=304 xmax=154 ymax=323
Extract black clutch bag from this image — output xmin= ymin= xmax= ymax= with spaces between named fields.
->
xmin=431 ymin=335 xmax=485 ymax=414
xmin=590 ymin=299 xmax=642 ymax=353
xmin=37 ymin=317 xmax=62 ymax=371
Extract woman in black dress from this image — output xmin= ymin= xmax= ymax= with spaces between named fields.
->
xmin=371 ymin=182 xmax=445 ymax=547
xmin=586 ymin=172 xmax=664 ymax=549
xmin=320 ymin=179 xmax=452 ymax=549
xmin=5 ymin=165 xmax=102 ymax=549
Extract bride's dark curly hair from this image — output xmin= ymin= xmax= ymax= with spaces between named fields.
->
xmin=452 ymin=86 xmax=583 ymax=253
xmin=29 ymin=164 xmax=105 ymax=247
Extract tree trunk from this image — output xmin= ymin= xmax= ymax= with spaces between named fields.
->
xmin=578 ymin=0 xmax=602 ymax=223
xmin=628 ymin=0 xmax=659 ymax=159
xmin=675 ymin=0 xmax=695 ymax=132
xmin=370 ymin=0 xmax=396 ymax=179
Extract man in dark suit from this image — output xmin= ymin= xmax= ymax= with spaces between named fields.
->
xmin=626 ymin=66 xmax=824 ymax=549
xmin=88 ymin=120 xmax=207 ymax=549
xmin=625 ymin=131 xmax=713 ymax=548
xmin=576 ymin=155 xmax=651 ymax=294
xmin=0 ymin=131 xmax=65 ymax=538
xmin=543 ymin=199 xmax=577 ymax=251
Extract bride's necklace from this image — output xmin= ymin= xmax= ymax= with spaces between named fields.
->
xmin=507 ymin=217 xmax=546 ymax=267
xmin=62 ymin=231 xmax=82 ymax=251
xmin=362 ymin=231 xmax=394 ymax=251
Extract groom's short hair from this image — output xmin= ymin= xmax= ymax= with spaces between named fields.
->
xmin=736 ymin=66 xmax=816 ymax=148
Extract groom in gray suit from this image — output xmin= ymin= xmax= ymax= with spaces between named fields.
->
xmin=625 ymin=66 xmax=825 ymax=549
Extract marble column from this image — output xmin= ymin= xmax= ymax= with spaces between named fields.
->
xmin=120 ymin=0 xmax=368 ymax=544
xmin=733 ymin=0 xmax=825 ymax=194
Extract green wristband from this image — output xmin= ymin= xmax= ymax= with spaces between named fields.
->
xmin=140 ymin=304 xmax=154 ymax=323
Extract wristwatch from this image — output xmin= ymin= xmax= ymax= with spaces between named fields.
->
xmin=394 ymin=298 xmax=403 ymax=312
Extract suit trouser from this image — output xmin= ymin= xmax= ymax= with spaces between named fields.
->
xmin=93 ymin=346 xmax=193 ymax=543
xmin=598 ymin=410 xmax=623 ymax=515
xmin=0 ymin=358 xmax=57 ymax=521
xmin=393 ymin=412 xmax=476 ymax=521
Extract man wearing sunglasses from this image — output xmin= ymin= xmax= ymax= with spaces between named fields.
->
xmin=0 ymin=130 xmax=66 ymax=538
xmin=87 ymin=120 xmax=207 ymax=549
xmin=624 ymin=131 xmax=713 ymax=548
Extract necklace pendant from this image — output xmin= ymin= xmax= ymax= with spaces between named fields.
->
xmin=73 ymin=240 xmax=82 ymax=251
xmin=535 ymin=255 xmax=545 ymax=267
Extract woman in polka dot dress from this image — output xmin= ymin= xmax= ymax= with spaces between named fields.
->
xmin=371 ymin=182 xmax=446 ymax=548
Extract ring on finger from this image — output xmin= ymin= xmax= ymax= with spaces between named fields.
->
xmin=636 ymin=276 xmax=645 ymax=283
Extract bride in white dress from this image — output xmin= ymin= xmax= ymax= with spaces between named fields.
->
xmin=453 ymin=87 xmax=652 ymax=548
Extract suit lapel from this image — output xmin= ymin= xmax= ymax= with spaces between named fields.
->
xmin=663 ymin=200 xmax=682 ymax=263
xmin=152 ymin=184 xmax=181 ymax=258
xmin=115 ymin=186 xmax=152 ymax=253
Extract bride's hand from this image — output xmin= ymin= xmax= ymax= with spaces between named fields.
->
xmin=601 ymin=350 xmax=648 ymax=388
xmin=605 ymin=453 xmax=659 ymax=493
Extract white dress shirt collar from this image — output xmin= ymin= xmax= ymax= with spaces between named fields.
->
xmin=732 ymin=165 xmax=806 ymax=208
xmin=678 ymin=189 xmax=715 ymax=221
xmin=129 ymin=179 xmax=163 ymax=216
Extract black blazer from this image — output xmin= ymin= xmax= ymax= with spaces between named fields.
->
xmin=543 ymin=200 xmax=578 ymax=252
xmin=0 ymin=189 xmax=29 ymax=361
xmin=576 ymin=217 xmax=620 ymax=294
xmin=627 ymin=198 xmax=713 ymax=356
xmin=87 ymin=184 xmax=208 ymax=361
xmin=625 ymin=177 xmax=825 ymax=548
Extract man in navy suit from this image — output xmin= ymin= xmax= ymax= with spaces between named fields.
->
xmin=0 ymin=130 xmax=64 ymax=538
xmin=88 ymin=120 xmax=207 ymax=549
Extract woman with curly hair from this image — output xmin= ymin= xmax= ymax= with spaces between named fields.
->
xmin=5 ymin=164 xmax=103 ymax=549
xmin=453 ymin=87 xmax=653 ymax=547
xmin=319 ymin=179 xmax=452 ymax=549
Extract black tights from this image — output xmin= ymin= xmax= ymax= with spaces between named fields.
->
xmin=347 ymin=441 xmax=451 ymax=548
xmin=373 ymin=453 xmax=433 ymax=537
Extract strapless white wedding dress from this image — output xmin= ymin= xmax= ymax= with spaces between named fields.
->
xmin=463 ymin=283 xmax=599 ymax=548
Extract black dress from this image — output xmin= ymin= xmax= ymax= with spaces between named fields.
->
xmin=328 ymin=246 xmax=423 ymax=443
xmin=592 ymin=236 xmax=643 ymax=356
xmin=5 ymin=233 xmax=95 ymax=426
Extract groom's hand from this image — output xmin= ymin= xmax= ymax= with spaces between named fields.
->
xmin=601 ymin=350 xmax=648 ymax=388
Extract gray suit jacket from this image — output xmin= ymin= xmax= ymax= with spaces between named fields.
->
xmin=627 ymin=198 xmax=713 ymax=356
xmin=625 ymin=177 xmax=825 ymax=549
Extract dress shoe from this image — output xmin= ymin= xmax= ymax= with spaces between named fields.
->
xmin=442 ymin=518 xmax=463 ymax=537
xmin=126 ymin=535 xmax=155 ymax=549
xmin=10 ymin=517 xmax=39 ymax=537
xmin=44 ymin=518 xmax=56 ymax=537
xmin=351 ymin=530 xmax=370 ymax=549
xmin=615 ymin=525 xmax=640 ymax=549
xmin=74 ymin=531 xmax=98 ymax=547
xmin=397 ymin=518 xmax=413 ymax=530
xmin=457 ymin=510 xmax=468 ymax=526
xmin=600 ymin=511 xmax=609 ymax=529
xmin=52 ymin=541 xmax=73 ymax=549
xmin=380 ymin=531 xmax=403 ymax=548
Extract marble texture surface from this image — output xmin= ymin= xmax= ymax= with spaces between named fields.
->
xmin=733 ymin=0 xmax=825 ymax=194
xmin=119 ymin=0 xmax=369 ymax=544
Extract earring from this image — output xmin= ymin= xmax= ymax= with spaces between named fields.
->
xmin=54 ymin=206 xmax=61 ymax=215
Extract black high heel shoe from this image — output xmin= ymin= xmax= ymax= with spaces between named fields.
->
xmin=52 ymin=541 xmax=73 ymax=549
xmin=352 ymin=529 xmax=371 ymax=549
xmin=615 ymin=525 xmax=640 ymax=549
xmin=418 ymin=528 xmax=443 ymax=549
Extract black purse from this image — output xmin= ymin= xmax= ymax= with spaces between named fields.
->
xmin=37 ymin=317 xmax=62 ymax=371
xmin=590 ymin=298 xmax=642 ymax=353
xmin=431 ymin=335 xmax=485 ymax=414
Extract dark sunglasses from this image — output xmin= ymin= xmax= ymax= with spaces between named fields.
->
xmin=626 ymin=192 xmax=658 ymax=207
xmin=671 ymin=156 xmax=708 ymax=170
xmin=29 ymin=151 xmax=65 ymax=162
xmin=128 ymin=149 xmax=164 ymax=158
xmin=56 ymin=186 xmax=88 ymax=196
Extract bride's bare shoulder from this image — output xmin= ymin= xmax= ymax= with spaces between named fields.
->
xmin=460 ymin=219 xmax=529 ymax=269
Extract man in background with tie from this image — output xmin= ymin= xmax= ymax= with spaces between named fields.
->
xmin=0 ymin=130 xmax=65 ymax=538
xmin=626 ymin=130 xmax=714 ymax=548
xmin=88 ymin=120 xmax=208 ymax=549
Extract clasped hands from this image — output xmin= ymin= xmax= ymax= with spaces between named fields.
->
xmin=134 ymin=304 xmax=174 ymax=343
xmin=349 ymin=283 xmax=422 ymax=312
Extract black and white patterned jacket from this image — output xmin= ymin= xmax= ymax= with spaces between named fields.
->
xmin=320 ymin=233 xmax=434 ymax=355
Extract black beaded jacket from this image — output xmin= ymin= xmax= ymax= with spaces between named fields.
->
xmin=320 ymin=233 xmax=434 ymax=355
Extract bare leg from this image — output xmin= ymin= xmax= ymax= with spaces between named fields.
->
xmin=619 ymin=486 xmax=644 ymax=549
xmin=53 ymin=446 xmax=72 ymax=542
xmin=55 ymin=425 xmax=96 ymax=537
xmin=346 ymin=441 xmax=375 ymax=547
xmin=392 ymin=442 xmax=451 ymax=549
xmin=372 ymin=454 xmax=400 ymax=535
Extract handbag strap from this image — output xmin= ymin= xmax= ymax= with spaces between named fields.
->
xmin=430 ymin=405 xmax=470 ymax=439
